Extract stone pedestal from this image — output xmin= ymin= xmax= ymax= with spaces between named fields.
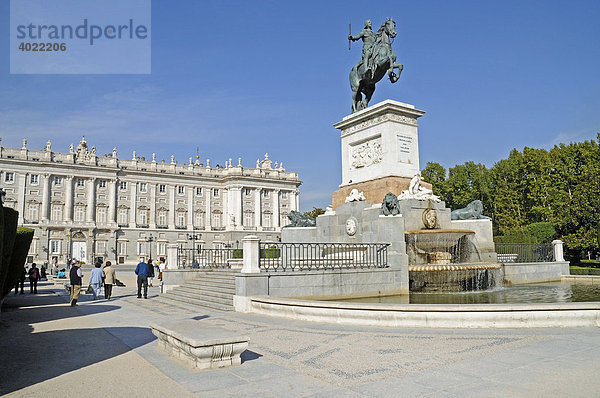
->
xmin=332 ymin=99 xmax=426 ymax=210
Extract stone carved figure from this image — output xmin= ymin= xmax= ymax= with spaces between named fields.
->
xmin=451 ymin=200 xmax=491 ymax=220
xmin=398 ymin=173 xmax=441 ymax=202
xmin=345 ymin=188 xmax=366 ymax=203
xmin=45 ymin=141 xmax=52 ymax=151
xmin=381 ymin=192 xmax=401 ymax=216
xmin=349 ymin=18 xmax=403 ymax=113
xmin=285 ymin=210 xmax=316 ymax=227
xmin=351 ymin=138 xmax=383 ymax=169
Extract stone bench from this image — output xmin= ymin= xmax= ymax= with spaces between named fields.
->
xmin=150 ymin=320 xmax=249 ymax=370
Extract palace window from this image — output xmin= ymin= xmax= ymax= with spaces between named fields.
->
xmin=50 ymin=240 xmax=61 ymax=254
xmin=159 ymin=184 xmax=166 ymax=194
xmin=244 ymin=212 xmax=254 ymax=226
xmin=157 ymin=210 xmax=167 ymax=226
xmin=263 ymin=190 xmax=270 ymax=198
xmin=212 ymin=213 xmax=221 ymax=227
xmin=96 ymin=207 xmax=106 ymax=224
xmin=54 ymin=176 xmax=63 ymax=185
xmin=137 ymin=242 xmax=145 ymax=255
xmin=30 ymin=174 xmax=39 ymax=184
xmin=213 ymin=189 xmax=220 ymax=197
xmin=27 ymin=204 xmax=39 ymax=222
xmin=96 ymin=241 xmax=107 ymax=254
xmin=157 ymin=242 xmax=166 ymax=256
xmin=176 ymin=211 xmax=186 ymax=227
xmin=76 ymin=178 xmax=85 ymax=187
xmin=178 ymin=186 xmax=185 ymax=195
xmin=118 ymin=208 xmax=128 ymax=225
xmin=5 ymin=172 xmax=14 ymax=182
xmin=119 ymin=181 xmax=127 ymax=190
xmin=118 ymin=241 xmax=127 ymax=255
xmin=139 ymin=209 xmax=148 ymax=225
xmin=98 ymin=180 xmax=107 ymax=189
xmin=281 ymin=191 xmax=288 ymax=199
xmin=194 ymin=212 xmax=204 ymax=227
xmin=262 ymin=213 xmax=271 ymax=227
xmin=51 ymin=205 xmax=63 ymax=221
xmin=244 ymin=188 xmax=252 ymax=196
xmin=196 ymin=187 xmax=203 ymax=196
xmin=74 ymin=206 xmax=85 ymax=222
xmin=140 ymin=183 xmax=147 ymax=193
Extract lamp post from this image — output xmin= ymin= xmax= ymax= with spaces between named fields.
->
xmin=147 ymin=234 xmax=154 ymax=261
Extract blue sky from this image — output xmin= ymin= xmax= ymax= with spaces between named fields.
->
xmin=1 ymin=0 xmax=599 ymax=211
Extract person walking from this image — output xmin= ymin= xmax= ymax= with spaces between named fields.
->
xmin=28 ymin=263 xmax=40 ymax=294
xmin=69 ymin=261 xmax=83 ymax=306
xmin=89 ymin=262 xmax=104 ymax=300
xmin=103 ymin=261 xmax=116 ymax=300
xmin=14 ymin=266 xmax=26 ymax=294
xmin=147 ymin=258 xmax=155 ymax=287
xmin=135 ymin=258 xmax=151 ymax=299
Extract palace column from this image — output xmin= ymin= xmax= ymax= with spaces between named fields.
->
xmin=273 ymin=189 xmax=280 ymax=228
xmin=108 ymin=179 xmax=117 ymax=224
xmin=168 ymin=185 xmax=175 ymax=229
xmin=41 ymin=173 xmax=50 ymax=222
xmin=187 ymin=186 xmax=194 ymax=230
xmin=254 ymin=189 xmax=261 ymax=229
xmin=294 ymin=189 xmax=300 ymax=211
xmin=129 ymin=181 xmax=137 ymax=227
xmin=223 ymin=188 xmax=230 ymax=230
xmin=205 ymin=190 xmax=211 ymax=229
xmin=86 ymin=177 xmax=96 ymax=223
xmin=150 ymin=184 xmax=156 ymax=228
xmin=64 ymin=176 xmax=73 ymax=222
xmin=16 ymin=173 xmax=27 ymax=224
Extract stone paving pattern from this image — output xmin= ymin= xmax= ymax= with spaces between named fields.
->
xmin=1 ymin=279 xmax=600 ymax=397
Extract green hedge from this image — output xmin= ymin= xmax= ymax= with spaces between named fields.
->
xmin=260 ymin=248 xmax=280 ymax=258
xmin=2 ymin=226 xmax=34 ymax=297
xmin=232 ymin=249 xmax=243 ymax=259
xmin=0 ymin=208 xmax=18 ymax=300
xmin=569 ymin=266 xmax=600 ymax=276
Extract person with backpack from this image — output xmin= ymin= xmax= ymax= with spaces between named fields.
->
xmin=69 ymin=261 xmax=83 ymax=306
xmin=28 ymin=263 xmax=40 ymax=294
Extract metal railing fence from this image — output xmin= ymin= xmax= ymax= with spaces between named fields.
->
xmin=259 ymin=242 xmax=389 ymax=272
xmin=495 ymin=243 xmax=554 ymax=263
xmin=177 ymin=247 xmax=242 ymax=269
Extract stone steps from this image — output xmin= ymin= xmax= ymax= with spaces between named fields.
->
xmin=159 ymin=270 xmax=238 ymax=311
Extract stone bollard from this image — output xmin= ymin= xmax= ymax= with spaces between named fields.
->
xmin=241 ymin=235 xmax=260 ymax=273
xmin=552 ymin=240 xmax=565 ymax=262
xmin=167 ymin=243 xmax=179 ymax=269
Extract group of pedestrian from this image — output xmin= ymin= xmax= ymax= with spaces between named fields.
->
xmin=68 ymin=260 xmax=118 ymax=306
xmin=135 ymin=258 xmax=154 ymax=299
xmin=14 ymin=263 xmax=41 ymax=295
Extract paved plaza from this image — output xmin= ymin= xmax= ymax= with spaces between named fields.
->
xmin=1 ymin=279 xmax=600 ymax=397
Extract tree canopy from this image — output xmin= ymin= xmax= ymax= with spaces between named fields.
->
xmin=421 ymin=134 xmax=600 ymax=259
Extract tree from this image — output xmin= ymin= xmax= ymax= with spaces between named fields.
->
xmin=303 ymin=207 xmax=325 ymax=219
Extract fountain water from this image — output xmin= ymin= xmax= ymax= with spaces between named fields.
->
xmin=405 ymin=229 xmax=501 ymax=292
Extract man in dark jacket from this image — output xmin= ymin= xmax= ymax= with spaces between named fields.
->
xmin=14 ymin=266 xmax=26 ymax=294
xmin=135 ymin=258 xmax=151 ymax=299
xmin=69 ymin=261 xmax=83 ymax=306
xmin=28 ymin=263 xmax=40 ymax=294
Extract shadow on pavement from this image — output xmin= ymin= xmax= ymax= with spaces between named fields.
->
xmin=0 ymin=287 xmax=155 ymax=395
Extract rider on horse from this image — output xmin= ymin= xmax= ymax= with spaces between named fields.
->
xmin=349 ymin=20 xmax=377 ymax=78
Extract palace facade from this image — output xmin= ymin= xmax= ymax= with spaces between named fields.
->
xmin=0 ymin=138 xmax=301 ymax=266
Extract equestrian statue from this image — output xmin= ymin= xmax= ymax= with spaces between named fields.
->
xmin=348 ymin=18 xmax=403 ymax=113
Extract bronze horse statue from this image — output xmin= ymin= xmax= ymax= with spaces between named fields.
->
xmin=349 ymin=18 xmax=403 ymax=113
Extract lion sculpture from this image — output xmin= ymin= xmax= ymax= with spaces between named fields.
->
xmin=285 ymin=210 xmax=316 ymax=227
xmin=381 ymin=192 xmax=401 ymax=216
xmin=450 ymin=200 xmax=491 ymax=220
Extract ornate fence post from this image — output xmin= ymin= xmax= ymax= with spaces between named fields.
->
xmin=552 ymin=240 xmax=565 ymax=262
xmin=241 ymin=235 xmax=260 ymax=273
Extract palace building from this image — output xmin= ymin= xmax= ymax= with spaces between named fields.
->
xmin=0 ymin=137 xmax=301 ymax=266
